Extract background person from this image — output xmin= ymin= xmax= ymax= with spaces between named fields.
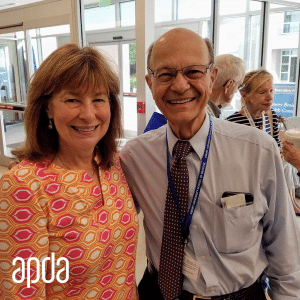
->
xmin=0 ymin=44 xmax=139 ymax=299
xmin=226 ymin=69 xmax=300 ymax=212
xmin=120 ymin=28 xmax=300 ymax=300
xmin=282 ymin=141 xmax=300 ymax=215
xmin=206 ymin=54 xmax=245 ymax=118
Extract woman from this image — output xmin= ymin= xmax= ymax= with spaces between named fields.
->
xmin=0 ymin=44 xmax=139 ymax=299
xmin=226 ymin=69 xmax=280 ymax=147
xmin=226 ymin=68 xmax=300 ymax=209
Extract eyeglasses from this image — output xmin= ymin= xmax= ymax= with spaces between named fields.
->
xmin=148 ymin=63 xmax=213 ymax=83
xmin=238 ymin=83 xmax=245 ymax=90
xmin=223 ymin=79 xmax=245 ymax=90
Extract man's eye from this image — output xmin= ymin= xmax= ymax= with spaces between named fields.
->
xmin=156 ymin=71 xmax=174 ymax=81
xmin=185 ymin=69 xmax=204 ymax=79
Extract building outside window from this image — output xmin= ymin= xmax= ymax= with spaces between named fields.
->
xmin=281 ymin=49 xmax=297 ymax=83
xmin=283 ymin=11 xmax=300 ymax=34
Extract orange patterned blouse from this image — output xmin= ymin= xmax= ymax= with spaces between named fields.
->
xmin=0 ymin=157 xmax=139 ymax=299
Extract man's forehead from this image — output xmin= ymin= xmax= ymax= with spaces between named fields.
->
xmin=150 ymin=33 xmax=210 ymax=68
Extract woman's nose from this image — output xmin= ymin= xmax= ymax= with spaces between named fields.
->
xmin=79 ymin=102 xmax=95 ymax=120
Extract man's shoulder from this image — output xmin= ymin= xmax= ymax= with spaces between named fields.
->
xmin=120 ymin=125 xmax=166 ymax=157
xmin=212 ymin=118 xmax=276 ymax=150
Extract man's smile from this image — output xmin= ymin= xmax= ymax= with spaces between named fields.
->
xmin=167 ymin=97 xmax=196 ymax=105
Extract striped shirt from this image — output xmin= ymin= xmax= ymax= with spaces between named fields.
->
xmin=226 ymin=109 xmax=281 ymax=148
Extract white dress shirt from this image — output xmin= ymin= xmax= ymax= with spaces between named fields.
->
xmin=120 ymin=114 xmax=300 ymax=300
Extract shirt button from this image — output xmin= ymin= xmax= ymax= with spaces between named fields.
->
xmin=193 ymin=225 xmax=197 ymax=230
xmin=210 ymin=287 xmax=215 ymax=292
xmin=201 ymin=256 xmax=205 ymax=261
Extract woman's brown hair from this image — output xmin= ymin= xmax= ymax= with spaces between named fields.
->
xmin=13 ymin=43 xmax=122 ymax=170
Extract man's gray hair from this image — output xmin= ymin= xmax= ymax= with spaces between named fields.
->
xmin=213 ymin=54 xmax=245 ymax=88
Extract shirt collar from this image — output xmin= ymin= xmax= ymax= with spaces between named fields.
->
xmin=166 ymin=113 xmax=210 ymax=159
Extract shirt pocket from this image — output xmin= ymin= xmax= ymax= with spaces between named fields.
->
xmin=213 ymin=203 xmax=256 ymax=253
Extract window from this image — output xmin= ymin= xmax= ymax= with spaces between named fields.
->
xmin=120 ymin=1 xmax=135 ymax=27
xmin=84 ymin=4 xmax=116 ymax=30
xmin=283 ymin=11 xmax=300 ymax=34
xmin=177 ymin=0 xmax=211 ymax=20
xmin=155 ymin=0 xmax=172 ymax=22
xmin=84 ymin=0 xmax=136 ymax=31
xmin=281 ymin=50 xmax=297 ymax=82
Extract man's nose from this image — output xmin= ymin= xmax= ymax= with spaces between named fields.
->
xmin=170 ymin=71 xmax=190 ymax=93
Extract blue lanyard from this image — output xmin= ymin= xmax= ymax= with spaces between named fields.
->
xmin=166 ymin=116 xmax=213 ymax=242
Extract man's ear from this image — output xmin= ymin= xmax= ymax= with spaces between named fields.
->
xmin=145 ymin=74 xmax=152 ymax=91
xmin=224 ymin=79 xmax=234 ymax=94
xmin=211 ymin=66 xmax=218 ymax=85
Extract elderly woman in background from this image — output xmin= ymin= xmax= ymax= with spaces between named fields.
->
xmin=226 ymin=68 xmax=300 ymax=213
xmin=0 ymin=44 xmax=139 ymax=299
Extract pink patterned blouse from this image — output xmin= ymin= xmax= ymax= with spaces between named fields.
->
xmin=0 ymin=156 xmax=139 ymax=299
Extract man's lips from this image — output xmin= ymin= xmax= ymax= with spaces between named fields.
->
xmin=167 ymin=97 xmax=196 ymax=104
xmin=71 ymin=125 xmax=99 ymax=132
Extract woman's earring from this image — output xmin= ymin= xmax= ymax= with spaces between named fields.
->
xmin=48 ymin=119 xmax=53 ymax=129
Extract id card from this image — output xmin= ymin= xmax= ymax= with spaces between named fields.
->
xmin=182 ymin=251 xmax=200 ymax=281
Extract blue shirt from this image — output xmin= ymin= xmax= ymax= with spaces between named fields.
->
xmin=120 ymin=114 xmax=300 ymax=299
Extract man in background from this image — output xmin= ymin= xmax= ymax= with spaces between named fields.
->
xmin=206 ymin=54 xmax=245 ymax=118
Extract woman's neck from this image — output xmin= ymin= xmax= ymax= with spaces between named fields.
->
xmin=54 ymin=147 xmax=96 ymax=171
xmin=241 ymin=105 xmax=264 ymax=118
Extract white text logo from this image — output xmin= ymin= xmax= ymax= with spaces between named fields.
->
xmin=12 ymin=253 xmax=69 ymax=287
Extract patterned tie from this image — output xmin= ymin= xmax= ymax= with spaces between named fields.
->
xmin=158 ymin=140 xmax=192 ymax=300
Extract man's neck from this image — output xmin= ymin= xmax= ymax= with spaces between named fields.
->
xmin=210 ymin=89 xmax=222 ymax=107
xmin=169 ymin=115 xmax=206 ymax=140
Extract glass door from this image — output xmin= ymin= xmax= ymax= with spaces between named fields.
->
xmin=93 ymin=40 xmax=137 ymax=139
xmin=0 ymin=31 xmax=26 ymax=161
xmin=0 ymin=0 xmax=79 ymax=166
xmin=0 ymin=25 xmax=71 ymax=164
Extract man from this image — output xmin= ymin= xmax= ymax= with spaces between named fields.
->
xmin=206 ymin=54 xmax=245 ymax=118
xmin=120 ymin=28 xmax=300 ymax=300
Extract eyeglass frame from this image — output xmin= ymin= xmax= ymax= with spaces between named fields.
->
xmin=147 ymin=63 xmax=213 ymax=82
xmin=223 ymin=79 xmax=245 ymax=90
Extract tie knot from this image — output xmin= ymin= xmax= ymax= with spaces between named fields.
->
xmin=172 ymin=141 xmax=192 ymax=159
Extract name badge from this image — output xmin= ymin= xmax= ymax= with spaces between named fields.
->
xmin=182 ymin=251 xmax=200 ymax=281
xmin=221 ymin=194 xmax=246 ymax=209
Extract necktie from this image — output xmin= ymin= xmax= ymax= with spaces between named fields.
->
xmin=159 ymin=140 xmax=192 ymax=300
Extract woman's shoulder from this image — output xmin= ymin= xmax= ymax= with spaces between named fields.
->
xmin=226 ymin=111 xmax=246 ymax=122
xmin=270 ymin=108 xmax=279 ymax=118
xmin=0 ymin=159 xmax=57 ymax=187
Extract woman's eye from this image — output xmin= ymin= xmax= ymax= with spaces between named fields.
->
xmin=65 ymin=99 xmax=80 ymax=107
